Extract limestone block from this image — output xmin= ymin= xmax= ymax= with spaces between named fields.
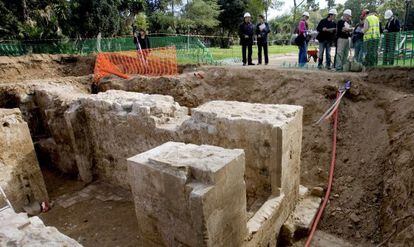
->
xmin=180 ymin=101 xmax=303 ymax=199
xmin=67 ymin=90 xmax=189 ymax=187
xmin=127 ymin=142 xmax=247 ymax=247
xmin=279 ymin=186 xmax=322 ymax=245
xmin=34 ymin=85 xmax=85 ymax=174
xmin=0 ymin=208 xmax=81 ymax=246
xmin=0 ymin=108 xmax=48 ymax=212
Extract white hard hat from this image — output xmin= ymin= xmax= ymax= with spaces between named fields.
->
xmin=329 ymin=9 xmax=338 ymax=15
xmin=303 ymin=12 xmax=310 ymax=17
xmin=244 ymin=12 xmax=251 ymax=18
xmin=344 ymin=9 xmax=352 ymax=17
xmin=385 ymin=10 xmax=393 ymax=20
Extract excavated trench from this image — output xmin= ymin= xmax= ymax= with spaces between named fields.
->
xmin=0 ymin=55 xmax=413 ymax=246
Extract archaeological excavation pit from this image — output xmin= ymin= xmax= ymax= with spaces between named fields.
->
xmin=1 ymin=55 xmax=414 ymax=246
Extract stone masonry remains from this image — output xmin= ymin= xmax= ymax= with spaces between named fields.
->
xmin=1 ymin=84 xmax=303 ymax=246
xmin=0 ymin=108 xmax=48 ymax=212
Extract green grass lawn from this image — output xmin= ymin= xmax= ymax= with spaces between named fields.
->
xmin=208 ymin=45 xmax=298 ymax=60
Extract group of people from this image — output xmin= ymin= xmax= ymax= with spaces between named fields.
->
xmin=298 ymin=8 xmax=400 ymax=70
xmin=238 ymin=13 xmax=271 ymax=66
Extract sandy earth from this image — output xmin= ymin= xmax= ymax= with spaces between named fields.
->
xmin=1 ymin=55 xmax=413 ymax=246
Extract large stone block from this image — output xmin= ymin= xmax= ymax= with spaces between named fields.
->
xmin=127 ymin=142 xmax=247 ymax=247
xmin=66 ymin=90 xmax=189 ymax=187
xmin=180 ymin=101 xmax=303 ymax=199
xmin=34 ymin=85 xmax=85 ymax=174
xmin=0 ymin=108 xmax=48 ymax=211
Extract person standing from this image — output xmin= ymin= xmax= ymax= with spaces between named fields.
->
xmin=316 ymin=9 xmax=337 ymax=69
xmin=256 ymin=15 xmax=270 ymax=65
xmin=352 ymin=20 xmax=365 ymax=63
xmin=383 ymin=10 xmax=401 ymax=66
xmin=363 ymin=10 xmax=381 ymax=67
xmin=297 ymin=12 xmax=310 ymax=67
xmin=133 ymin=28 xmax=151 ymax=60
xmin=239 ymin=13 xmax=255 ymax=66
xmin=335 ymin=9 xmax=353 ymax=71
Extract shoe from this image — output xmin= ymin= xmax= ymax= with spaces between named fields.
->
xmin=248 ymin=63 xmax=255 ymax=66
xmin=243 ymin=63 xmax=246 ymax=66
xmin=257 ymin=63 xmax=262 ymax=65
xmin=265 ymin=63 xmax=268 ymax=65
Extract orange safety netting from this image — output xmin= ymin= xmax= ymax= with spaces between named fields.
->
xmin=93 ymin=46 xmax=178 ymax=84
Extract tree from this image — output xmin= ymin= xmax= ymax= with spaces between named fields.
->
xmin=246 ymin=0 xmax=265 ymax=22
xmin=181 ymin=0 xmax=220 ymax=32
xmin=70 ymin=0 xmax=122 ymax=38
xmin=0 ymin=1 xmax=21 ymax=39
xmin=326 ymin=0 xmax=335 ymax=9
xmin=344 ymin=0 xmax=380 ymax=24
xmin=263 ymin=0 xmax=284 ymax=21
xmin=217 ymin=0 xmax=248 ymax=47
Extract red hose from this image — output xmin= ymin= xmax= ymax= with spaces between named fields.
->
xmin=305 ymin=92 xmax=340 ymax=246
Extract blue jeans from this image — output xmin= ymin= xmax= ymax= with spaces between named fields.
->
xmin=298 ymin=43 xmax=308 ymax=67
xmin=354 ymin=40 xmax=363 ymax=63
xmin=318 ymin=41 xmax=332 ymax=68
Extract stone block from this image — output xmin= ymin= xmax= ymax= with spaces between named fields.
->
xmin=66 ymin=90 xmax=189 ymax=187
xmin=0 ymin=108 xmax=48 ymax=212
xmin=127 ymin=142 xmax=247 ymax=247
xmin=180 ymin=101 xmax=303 ymax=199
xmin=34 ymin=85 xmax=85 ymax=174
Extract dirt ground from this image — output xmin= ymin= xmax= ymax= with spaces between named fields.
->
xmin=39 ymin=168 xmax=139 ymax=247
xmin=1 ymin=55 xmax=413 ymax=246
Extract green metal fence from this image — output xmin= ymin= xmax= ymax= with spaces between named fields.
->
xmin=365 ymin=30 xmax=414 ymax=67
xmin=0 ymin=35 xmax=216 ymax=65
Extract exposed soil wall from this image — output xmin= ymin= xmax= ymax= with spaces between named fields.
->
xmin=0 ymin=55 xmax=95 ymax=83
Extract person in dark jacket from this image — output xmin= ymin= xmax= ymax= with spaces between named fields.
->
xmin=316 ymin=9 xmax=337 ymax=69
xmin=352 ymin=20 xmax=365 ymax=63
xmin=256 ymin=15 xmax=270 ymax=65
xmin=239 ymin=12 xmax=255 ymax=66
xmin=133 ymin=28 xmax=151 ymax=60
xmin=383 ymin=10 xmax=401 ymax=65
xmin=133 ymin=28 xmax=150 ymax=50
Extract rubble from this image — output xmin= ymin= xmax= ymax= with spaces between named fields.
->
xmin=0 ymin=208 xmax=81 ymax=246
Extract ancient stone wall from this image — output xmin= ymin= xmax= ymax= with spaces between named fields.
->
xmin=0 ymin=108 xmax=48 ymax=211
xmin=34 ymin=85 xmax=85 ymax=175
xmin=65 ymin=90 xmax=189 ymax=187
xmin=3 ymin=85 xmax=303 ymax=245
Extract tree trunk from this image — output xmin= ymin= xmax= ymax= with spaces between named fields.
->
xmin=22 ymin=0 xmax=28 ymax=22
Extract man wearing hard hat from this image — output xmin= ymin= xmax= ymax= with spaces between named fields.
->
xmin=335 ymin=9 xmax=353 ymax=71
xmin=383 ymin=10 xmax=401 ymax=65
xmin=239 ymin=13 xmax=255 ymax=66
xmin=316 ymin=9 xmax=337 ymax=69
xmin=363 ymin=10 xmax=380 ymax=67
xmin=297 ymin=12 xmax=310 ymax=67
